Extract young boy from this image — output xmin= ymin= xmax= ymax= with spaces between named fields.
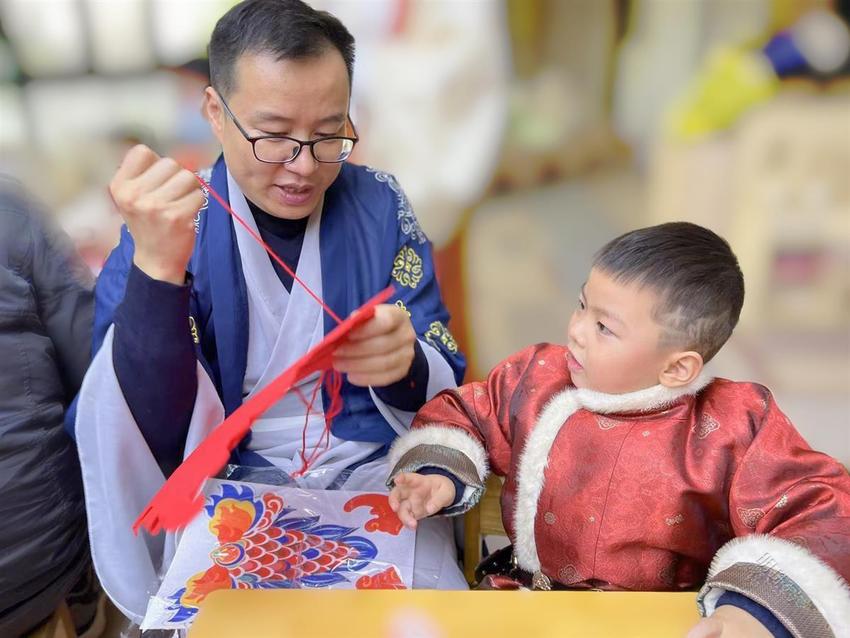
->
xmin=387 ymin=223 xmax=850 ymax=638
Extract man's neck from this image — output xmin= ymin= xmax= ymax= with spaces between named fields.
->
xmin=246 ymin=199 xmax=309 ymax=239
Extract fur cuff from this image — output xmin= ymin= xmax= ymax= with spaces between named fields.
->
xmin=388 ymin=425 xmax=489 ymax=482
xmin=386 ymin=426 xmax=489 ymax=516
xmin=698 ymin=534 xmax=850 ymax=638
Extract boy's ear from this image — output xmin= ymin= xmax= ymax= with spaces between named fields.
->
xmin=658 ymin=350 xmax=704 ymax=388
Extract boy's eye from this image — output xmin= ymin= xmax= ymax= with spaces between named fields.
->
xmin=597 ymin=321 xmax=613 ymax=336
xmin=578 ymin=298 xmax=585 ymax=310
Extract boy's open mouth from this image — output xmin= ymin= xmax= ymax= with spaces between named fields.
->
xmin=566 ymin=349 xmax=583 ymax=372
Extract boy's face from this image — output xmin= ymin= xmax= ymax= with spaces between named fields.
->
xmin=566 ymin=268 xmax=676 ymax=394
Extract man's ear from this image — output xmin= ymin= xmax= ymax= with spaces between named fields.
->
xmin=658 ymin=350 xmax=704 ymax=388
xmin=203 ymin=86 xmax=225 ymax=141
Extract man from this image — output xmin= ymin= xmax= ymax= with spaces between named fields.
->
xmin=73 ymin=0 xmax=467 ymax=623
xmin=0 ymin=177 xmax=102 ymax=637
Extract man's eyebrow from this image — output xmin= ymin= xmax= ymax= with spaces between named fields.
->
xmin=252 ymin=112 xmax=346 ymax=128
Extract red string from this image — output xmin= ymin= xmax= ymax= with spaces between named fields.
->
xmin=194 ymin=174 xmax=352 ymax=477
xmin=195 ymin=174 xmax=343 ymax=325
xmin=290 ymin=369 xmax=344 ymax=478
xmin=292 ymin=373 xmax=324 ymax=475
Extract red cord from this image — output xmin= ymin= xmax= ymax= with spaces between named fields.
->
xmin=195 ymin=174 xmax=343 ymax=325
xmin=194 ymin=175 xmax=356 ymax=477
xmin=289 ymin=370 xmax=346 ymax=478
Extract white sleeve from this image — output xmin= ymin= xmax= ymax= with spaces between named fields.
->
xmin=369 ymin=338 xmax=458 ymax=437
xmin=75 ymin=326 xmax=224 ymax=622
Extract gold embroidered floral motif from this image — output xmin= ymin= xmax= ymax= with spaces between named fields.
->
xmin=558 ymin=565 xmax=580 ymax=583
xmin=737 ymin=507 xmax=765 ymax=529
xmin=424 ymin=321 xmax=458 ymax=353
xmin=692 ymin=414 xmax=720 ymax=439
xmin=188 ymin=316 xmax=200 ymax=344
xmin=394 ymin=300 xmax=411 ymax=316
xmin=392 ymin=246 xmax=423 ymax=288
xmin=596 ymin=416 xmax=621 ymax=430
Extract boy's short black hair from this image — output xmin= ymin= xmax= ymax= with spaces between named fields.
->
xmin=208 ymin=0 xmax=355 ymax=97
xmin=592 ymin=222 xmax=745 ymax=362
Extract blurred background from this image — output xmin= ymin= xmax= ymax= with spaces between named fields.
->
xmin=0 ymin=0 xmax=847 ymax=467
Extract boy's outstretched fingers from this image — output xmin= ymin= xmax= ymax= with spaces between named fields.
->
xmin=389 ymin=473 xmax=414 ymax=511
xmin=398 ymin=499 xmax=419 ymax=530
xmin=389 ymin=474 xmax=418 ymax=529
xmin=393 ymin=472 xmax=413 ymax=487
xmin=388 ymin=481 xmax=402 ymax=512
xmin=388 ymin=471 xmax=457 ymax=530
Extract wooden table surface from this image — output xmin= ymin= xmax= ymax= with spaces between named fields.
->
xmin=188 ymin=589 xmax=700 ymax=637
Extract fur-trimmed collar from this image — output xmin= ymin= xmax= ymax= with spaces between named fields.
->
xmin=574 ymin=370 xmax=714 ymax=415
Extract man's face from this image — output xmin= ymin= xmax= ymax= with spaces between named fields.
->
xmin=205 ymin=50 xmax=351 ymax=219
xmin=565 ymin=268 xmax=675 ymax=394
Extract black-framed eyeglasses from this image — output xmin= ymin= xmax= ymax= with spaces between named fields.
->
xmin=218 ymin=94 xmax=359 ymax=164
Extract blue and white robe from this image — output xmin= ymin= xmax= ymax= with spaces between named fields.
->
xmin=73 ymin=157 xmax=467 ymax=622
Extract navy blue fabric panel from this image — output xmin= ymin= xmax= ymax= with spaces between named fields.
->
xmin=372 ymin=339 xmax=429 ymax=411
xmin=248 ymin=200 xmax=307 ymax=293
xmin=113 ymin=265 xmax=195 ymax=473
xmin=716 ymin=591 xmax=792 ymax=638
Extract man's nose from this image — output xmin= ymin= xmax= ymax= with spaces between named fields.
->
xmin=286 ymin=146 xmax=318 ymax=176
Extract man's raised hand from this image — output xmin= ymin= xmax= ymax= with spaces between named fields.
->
xmin=110 ymin=145 xmax=204 ymax=284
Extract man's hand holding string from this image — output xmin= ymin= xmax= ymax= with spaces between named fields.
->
xmin=110 ymin=145 xmax=204 ymax=285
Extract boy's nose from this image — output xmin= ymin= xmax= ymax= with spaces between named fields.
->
xmin=567 ymin=317 xmax=584 ymax=349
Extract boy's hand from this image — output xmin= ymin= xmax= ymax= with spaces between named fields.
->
xmin=388 ymin=472 xmax=456 ymax=530
xmin=686 ymin=606 xmax=772 ymax=638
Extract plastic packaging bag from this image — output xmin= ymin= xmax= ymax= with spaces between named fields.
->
xmin=140 ymin=477 xmax=414 ymax=631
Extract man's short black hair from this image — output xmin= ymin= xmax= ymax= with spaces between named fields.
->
xmin=592 ymin=222 xmax=745 ymax=362
xmin=208 ymin=0 xmax=355 ymax=97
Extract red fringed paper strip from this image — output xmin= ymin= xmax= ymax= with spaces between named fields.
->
xmin=133 ymin=285 xmax=393 ymax=535
xmin=132 ymin=173 xmax=394 ymax=535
